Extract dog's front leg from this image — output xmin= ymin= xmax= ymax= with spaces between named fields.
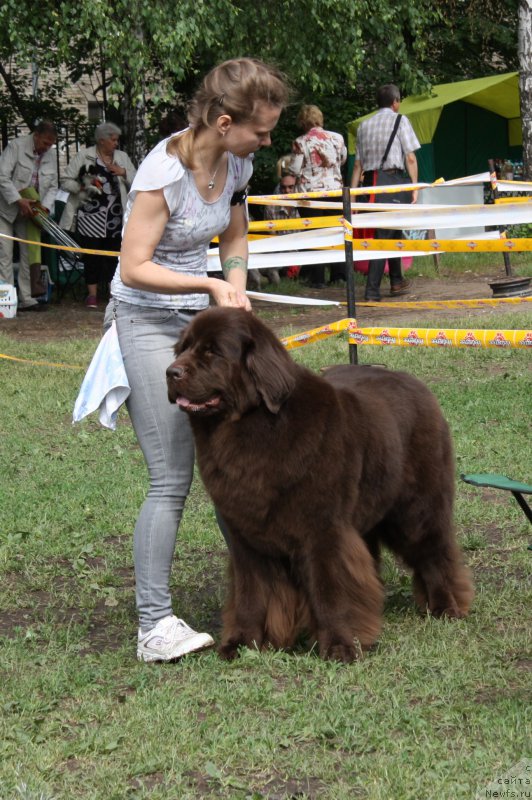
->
xmin=219 ymin=539 xmax=269 ymax=660
xmin=302 ymin=527 xmax=384 ymax=663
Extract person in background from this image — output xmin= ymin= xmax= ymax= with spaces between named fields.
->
xmin=104 ymin=57 xmax=289 ymax=663
xmin=276 ymin=153 xmax=293 ymax=179
xmin=0 ymin=120 xmax=58 ymax=312
xmin=60 ymin=122 xmax=136 ymax=309
xmin=264 ymin=172 xmax=301 ymax=280
xmin=350 ymin=83 xmax=420 ymax=302
xmin=290 ymin=104 xmax=346 ymax=287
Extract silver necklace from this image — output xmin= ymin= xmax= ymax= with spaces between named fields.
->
xmin=198 ymin=148 xmax=224 ymax=190
xmin=97 ymin=148 xmax=113 ymax=167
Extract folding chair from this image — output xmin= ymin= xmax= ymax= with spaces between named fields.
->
xmin=461 ymin=473 xmax=532 ymax=529
xmin=34 ymin=205 xmax=85 ymax=300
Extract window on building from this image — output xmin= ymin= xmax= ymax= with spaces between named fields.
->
xmin=88 ymin=102 xmax=103 ymax=123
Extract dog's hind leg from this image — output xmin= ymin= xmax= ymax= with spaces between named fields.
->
xmin=383 ymin=501 xmax=474 ymax=619
xmin=301 ymin=528 xmax=384 ymax=663
xmin=410 ymin=539 xmax=474 ymax=619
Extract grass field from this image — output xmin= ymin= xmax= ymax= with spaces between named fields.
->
xmin=0 ymin=305 xmax=530 ymax=800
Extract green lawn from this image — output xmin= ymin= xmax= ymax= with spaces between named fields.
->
xmin=0 ymin=307 xmax=530 ymax=800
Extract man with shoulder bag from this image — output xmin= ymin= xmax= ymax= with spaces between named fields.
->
xmin=351 ymin=84 xmax=420 ymax=302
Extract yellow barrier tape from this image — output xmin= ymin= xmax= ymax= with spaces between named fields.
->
xmin=281 ymin=319 xmax=353 ymax=350
xmin=345 ymin=297 xmax=532 ymax=310
xmin=494 ymin=196 xmax=532 ymax=205
xmin=251 ymin=177 xmax=532 ymax=203
xmin=249 ymin=179 xmax=447 ymax=203
xmin=0 ymin=231 xmax=119 ymax=257
xmin=3 ymin=316 xmax=530 ymax=369
xmin=0 ymin=352 xmax=83 ymax=369
xmin=249 ymin=216 xmax=342 ymax=233
xmin=342 ymin=232 xmax=532 ymax=253
xmin=349 ymin=327 xmax=532 ymax=349
xmin=280 ymin=320 xmax=532 ymax=350
xmin=4 ymin=223 xmax=532 ymax=255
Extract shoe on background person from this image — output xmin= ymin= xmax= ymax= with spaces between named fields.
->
xmin=137 ymin=615 xmax=214 ymax=662
xmin=390 ymin=278 xmax=411 ymax=296
xmin=85 ymin=295 xmax=98 ymax=309
xmin=19 ymin=302 xmax=48 ymax=312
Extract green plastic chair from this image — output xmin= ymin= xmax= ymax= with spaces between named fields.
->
xmin=461 ymin=473 xmax=532 ymax=526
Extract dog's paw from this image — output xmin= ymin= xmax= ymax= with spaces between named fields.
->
xmin=218 ymin=642 xmax=241 ymax=660
xmin=430 ymin=604 xmax=467 ymax=620
xmin=323 ymin=639 xmax=363 ymax=664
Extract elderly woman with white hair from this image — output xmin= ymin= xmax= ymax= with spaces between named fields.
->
xmin=60 ymin=122 xmax=136 ymax=308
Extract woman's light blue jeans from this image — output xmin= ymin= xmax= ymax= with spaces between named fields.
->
xmin=104 ymin=300 xmax=200 ymax=631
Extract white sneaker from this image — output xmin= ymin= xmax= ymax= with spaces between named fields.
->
xmin=137 ymin=615 xmax=214 ymax=662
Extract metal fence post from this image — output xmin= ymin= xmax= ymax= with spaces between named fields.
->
xmin=342 ymin=186 xmax=358 ymax=364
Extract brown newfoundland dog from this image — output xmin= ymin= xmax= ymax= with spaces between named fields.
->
xmin=167 ymin=307 xmax=473 ymax=662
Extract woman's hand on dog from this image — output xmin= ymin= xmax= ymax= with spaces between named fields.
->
xmin=209 ymin=278 xmax=251 ymax=310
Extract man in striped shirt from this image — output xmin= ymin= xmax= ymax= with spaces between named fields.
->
xmin=351 ymin=85 xmax=420 ymax=301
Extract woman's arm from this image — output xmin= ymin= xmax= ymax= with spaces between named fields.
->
xmin=218 ymin=202 xmax=250 ymax=308
xmin=351 ymin=160 xmax=363 ymax=188
xmin=120 ymin=189 xmax=246 ymax=306
xmin=405 ymin=152 xmax=418 ymax=204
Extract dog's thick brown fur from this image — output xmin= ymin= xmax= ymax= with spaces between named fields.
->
xmin=167 ymin=307 xmax=474 ymax=663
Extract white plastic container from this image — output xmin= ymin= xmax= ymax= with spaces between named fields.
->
xmin=0 ymin=283 xmax=18 ymax=318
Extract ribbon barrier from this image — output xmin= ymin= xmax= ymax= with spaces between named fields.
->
xmin=2 ymin=171 xmax=530 ymax=379
xmin=281 ymin=319 xmax=353 ymax=350
xmin=352 ymin=297 xmax=532 ymax=310
xmin=348 ymin=326 xmax=532 ymax=349
xmin=280 ymin=319 xmax=532 ymax=351
xmin=2 ymin=172 xmax=532 ymax=267
xmin=0 ymin=230 xmax=119 ymax=258
xmin=0 ymin=352 xmax=83 ymax=369
xmin=249 ymin=173 xmax=532 ymax=204
xmin=2 ymin=317 xmax=529 ymax=370
xmin=342 ymin=235 xmax=532 ymax=254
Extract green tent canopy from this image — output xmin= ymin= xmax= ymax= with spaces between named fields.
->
xmin=347 ymin=73 xmax=522 ymax=182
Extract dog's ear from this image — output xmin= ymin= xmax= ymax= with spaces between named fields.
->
xmin=244 ymin=322 xmax=296 ymax=413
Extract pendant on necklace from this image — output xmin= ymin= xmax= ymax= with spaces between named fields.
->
xmin=208 ymin=179 xmax=215 ymax=190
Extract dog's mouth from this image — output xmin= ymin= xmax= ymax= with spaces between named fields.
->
xmin=174 ymin=395 xmax=222 ymax=413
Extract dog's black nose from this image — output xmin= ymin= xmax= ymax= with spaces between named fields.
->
xmin=166 ymin=364 xmax=185 ymax=379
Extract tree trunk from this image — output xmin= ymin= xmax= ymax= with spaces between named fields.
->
xmin=0 ymin=62 xmax=33 ymax=128
xmin=120 ymin=76 xmax=147 ymax=167
xmin=518 ymin=0 xmax=532 ymax=180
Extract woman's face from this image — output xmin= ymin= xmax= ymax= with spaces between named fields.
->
xmin=99 ymin=134 xmax=120 ymax=153
xmin=221 ymin=102 xmax=281 ymax=158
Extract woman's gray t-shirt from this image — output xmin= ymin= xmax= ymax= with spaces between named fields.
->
xmin=110 ymin=134 xmax=253 ymax=309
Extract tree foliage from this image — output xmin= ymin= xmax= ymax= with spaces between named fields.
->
xmin=518 ymin=0 xmax=532 ymax=178
xmin=0 ymin=0 xmax=524 ymax=184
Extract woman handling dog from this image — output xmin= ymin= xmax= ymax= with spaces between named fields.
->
xmin=104 ymin=59 xmax=289 ymax=662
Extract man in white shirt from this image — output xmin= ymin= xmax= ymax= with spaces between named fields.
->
xmin=351 ymin=85 xmax=420 ymax=301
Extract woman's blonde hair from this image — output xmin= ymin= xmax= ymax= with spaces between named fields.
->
xmin=297 ymin=104 xmax=323 ymax=132
xmin=168 ymin=58 xmax=289 ymax=168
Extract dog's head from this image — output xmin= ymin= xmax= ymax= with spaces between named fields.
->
xmin=166 ymin=308 xmax=296 ymax=420
xmin=78 ymin=164 xmax=103 ymax=197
